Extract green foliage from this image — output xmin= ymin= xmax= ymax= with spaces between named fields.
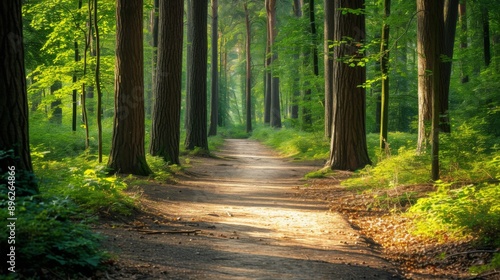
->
xmin=470 ymin=253 xmax=500 ymax=275
xmin=408 ymin=182 xmax=500 ymax=245
xmin=251 ymin=126 xmax=329 ymax=160
xmin=342 ymin=146 xmax=431 ymax=190
xmin=0 ymin=169 xmax=109 ymax=277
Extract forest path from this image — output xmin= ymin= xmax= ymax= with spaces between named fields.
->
xmin=98 ymin=139 xmax=402 ymax=279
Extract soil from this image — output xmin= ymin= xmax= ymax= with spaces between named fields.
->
xmin=95 ymin=139 xmax=403 ymax=279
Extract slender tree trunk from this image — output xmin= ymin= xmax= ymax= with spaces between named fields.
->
xmin=440 ymin=0 xmax=459 ymax=133
xmin=327 ymin=0 xmax=371 ymax=171
xmin=150 ymin=0 xmax=184 ymax=164
xmin=185 ymin=0 xmax=193 ymax=129
xmin=379 ymin=0 xmax=390 ymax=149
xmin=149 ymin=0 xmax=159 ymax=118
xmin=208 ymin=0 xmax=219 ymax=136
xmin=185 ymin=0 xmax=209 ymax=150
xmin=244 ymin=2 xmax=252 ymax=133
xmin=291 ymin=0 xmax=302 ymax=121
xmin=266 ymin=0 xmax=281 ymax=128
xmin=430 ymin=0 xmax=445 ymax=181
xmin=94 ymin=0 xmax=103 ymax=162
xmin=459 ymin=0 xmax=469 ymax=83
xmin=0 ymin=0 xmax=35 ymax=175
xmin=324 ymin=0 xmax=334 ymax=138
xmin=108 ymin=0 xmax=151 ymax=175
xmin=73 ymin=0 xmax=82 ymax=132
xmin=264 ymin=1 xmax=272 ymax=125
xmin=416 ymin=0 xmax=433 ymax=153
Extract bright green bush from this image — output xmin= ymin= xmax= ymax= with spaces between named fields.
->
xmin=408 ymin=182 xmax=500 ymax=245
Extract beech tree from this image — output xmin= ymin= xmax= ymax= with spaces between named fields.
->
xmin=149 ymin=0 xmax=184 ymax=164
xmin=327 ymin=0 xmax=371 ymax=171
xmin=0 ymin=0 xmax=34 ymax=174
xmin=108 ymin=0 xmax=151 ymax=175
xmin=266 ymin=0 xmax=281 ymax=128
xmin=185 ymin=0 xmax=209 ymax=150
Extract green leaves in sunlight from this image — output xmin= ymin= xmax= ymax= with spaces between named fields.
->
xmin=408 ymin=182 xmax=500 ymax=245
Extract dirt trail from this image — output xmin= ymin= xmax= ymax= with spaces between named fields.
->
xmin=98 ymin=139 xmax=402 ymax=279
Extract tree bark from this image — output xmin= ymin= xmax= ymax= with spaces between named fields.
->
xmin=184 ymin=0 xmax=193 ymax=129
xmin=459 ymin=0 xmax=469 ymax=83
xmin=379 ymin=0 xmax=390 ymax=149
xmin=150 ymin=0 xmax=184 ymax=164
xmin=482 ymin=7 xmax=491 ymax=67
xmin=108 ymin=0 xmax=151 ymax=175
xmin=440 ymin=0 xmax=459 ymax=133
xmin=244 ymin=2 xmax=252 ymax=133
xmin=327 ymin=0 xmax=371 ymax=171
xmin=185 ymin=0 xmax=209 ymax=150
xmin=0 ymin=0 xmax=35 ymax=174
xmin=148 ymin=0 xmax=159 ymax=118
xmin=324 ymin=0 xmax=334 ymax=138
xmin=266 ymin=0 xmax=281 ymax=128
xmin=208 ymin=0 xmax=219 ymax=136
xmin=94 ymin=0 xmax=103 ymax=163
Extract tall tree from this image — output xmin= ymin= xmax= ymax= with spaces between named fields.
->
xmin=327 ymin=0 xmax=371 ymax=171
xmin=149 ymin=0 xmax=184 ymax=165
xmin=149 ymin=0 xmax=159 ymax=118
xmin=94 ymin=0 xmax=103 ymax=162
xmin=379 ymin=0 xmax=390 ymax=149
xmin=459 ymin=0 xmax=469 ymax=84
xmin=244 ymin=2 xmax=253 ymax=133
xmin=266 ymin=0 xmax=281 ymax=128
xmin=481 ymin=7 xmax=491 ymax=67
xmin=440 ymin=0 xmax=459 ymax=133
xmin=324 ymin=0 xmax=334 ymax=138
xmin=208 ymin=0 xmax=219 ymax=136
xmin=0 ymin=0 xmax=35 ymax=174
xmin=185 ymin=0 xmax=209 ymax=150
xmin=108 ymin=0 xmax=151 ymax=175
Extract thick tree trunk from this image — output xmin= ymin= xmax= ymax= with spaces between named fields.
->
xmin=208 ymin=0 xmax=219 ymax=136
xmin=150 ymin=0 xmax=184 ymax=164
xmin=327 ymin=0 xmax=371 ymax=171
xmin=108 ymin=0 xmax=151 ymax=175
xmin=185 ymin=0 xmax=209 ymax=150
xmin=324 ymin=0 xmax=334 ymax=138
xmin=379 ymin=0 xmax=390 ymax=149
xmin=0 ymin=0 xmax=35 ymax=175
xmin=244 ymin=2 xmax=252 ymax=133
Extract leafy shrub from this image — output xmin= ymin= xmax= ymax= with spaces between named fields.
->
xmin=0 ymin=171 xmax=109 ymax=277
xmin=342 ymin=146 xmax=431 ymax=190
xmin=408 ymin=182 xmax=500 ymax=245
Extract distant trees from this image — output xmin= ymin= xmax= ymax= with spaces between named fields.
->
xmin=108 ymin=0 xmax=151 ymax=175
xmin=0 ymin=0 xmax=34 ymax=174
xmin=149 ymin=0 xmax=184 ymax=164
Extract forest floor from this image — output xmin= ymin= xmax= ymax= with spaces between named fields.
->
xmin=94 ymin=139 xmax=491 ymax=279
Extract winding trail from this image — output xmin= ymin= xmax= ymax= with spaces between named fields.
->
xmin=99 ymin=139 xmax=402 ymax=279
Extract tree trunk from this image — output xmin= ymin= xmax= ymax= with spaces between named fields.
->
xmin=440 ymin=0 xmax=459 ymax=133
xmin=459 ymin=0 xmax=469 ymax=83
xmin=208 ymin=0 xmax=219 ymax=136
xmin=150 ymin=0 xmax=184 ymax=164
xmin=430 ymin=0 xmax=445 ymax=181
xmin=94 ymin=0 xmax=103 ymax=163
xmin=291 ymin=0 xmax=302 ymax=121
xmin=244 ymin=2 xmax=252 ymax=133
xmin=324 ymin=0 xmax=334 ymax=138
xmin=149 ymin=0 xmax=159 ymax=118
xmin=327 ymin=0 xmax=371 ymax=171
xmin=0 ymin=0 xmax=35 ymax=175
xmin=108 ymin=0 xmax=151 ymax=175
xmin=379 ymin=0 xmax=390 ymax=150
xmin=416 ymin=0 xmax=433 ymax=153
xmin=185 ymin=0 xmax=209 ymax=150
xmin=266 ymin=0 xmax=281 ymax=128
xmin=185 ymin=0 xmax=193 ymax=129
xmin=264 ymin=0 xmax=272 ymax=125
